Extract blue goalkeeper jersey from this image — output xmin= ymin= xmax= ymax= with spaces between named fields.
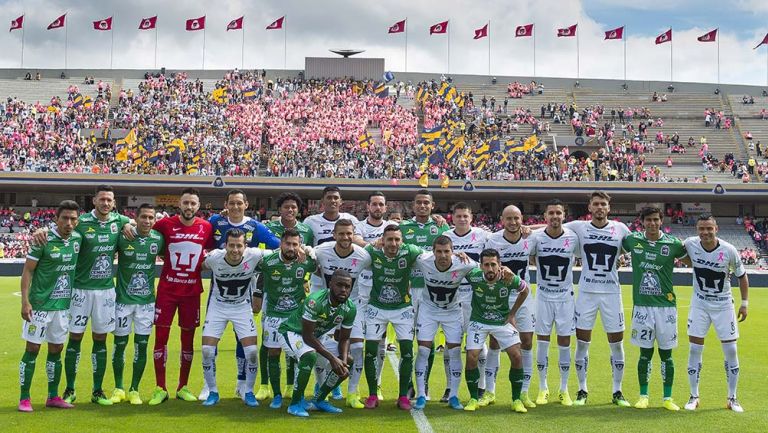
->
xmin=208 ymin=214 xmax=280 ymax=250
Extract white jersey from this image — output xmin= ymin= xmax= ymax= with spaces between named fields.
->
xmin=415 ymin=253 xmax=477 ymax=310
xmin=314 ymin=242 xmax=372 ymax=300
xmin=355 ymin=219 xmax=398 ymax=290
xmin=205 ymin=248 xmax=269 ymax=306
xmin=565 ymin=220 xmax=630 ymax=294
xmin=528 ymin=228 xmax=580 ymax=302
xmin=484 ymin=230 xmax=533 ymax=284
xmin=304 ymin=212 xmax=361 ymax=247
xmin=683 ymin=237 xmax=746 ymax=310
xmin=446 ymin=227 xmax=488 ymax=262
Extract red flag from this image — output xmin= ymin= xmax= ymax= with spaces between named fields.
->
xmin=755 ymin=33 xmax=768 ymax=49
xmin=655 ymin=28 xmax=672 ymax=44
xmin=227 ymin=16 xmax=243 ymax=31
xmin=93 ymin=17 xmax=113 ymax=31
xmin=430 ymin=21 xmax=448 ymax=35
xmin=388 ymin=19 xmax=405 ymax=34
xmin=47 ymin=14 xmax=66 ymax=30
xmin=185 ymin=16 xmax=205 ymax=31
xmin=604 ymin=26 xmax=624 ymax=40
xmin=557 ymin=24 xmax=577 ymax=37
xmin=139 ymin=16 xmax=157 ymax=30
xmin=474 ymin=24 xmax=488 ymax=40
xmin=515 ymin=24 xmax=533 ymax=37
xmin=266 ymin=16 xmax=284 ymax=30
xmin=10 ymin=15 xmax=23 ymax=32
xmin=697 ymin=29 xmax=717 ymax=42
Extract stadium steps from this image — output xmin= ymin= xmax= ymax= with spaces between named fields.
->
xmin=0 ymin=78 xmax=113 ymax=104
xmin=728 ymin=94 xmax=768 ymax=162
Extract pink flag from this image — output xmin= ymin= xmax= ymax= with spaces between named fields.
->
xmin=47 ymin=14 xmax=66 ymax=30
xmin=227 ymin=16 xmax=243 ymax=31
xmin=10 ymin=15 xmax=23 ymax=32
xmin=557 ymin=24 xmax=577 ymax=37
xmin=388 ymin=19 xmax=405 ymax=34
xmin=515 ymin=23 xmax=533 ymax=37
xmin=93 ymin=17 xmax=113 ymax=31
xmin=185 ymin=16 xmax=205 ymax=31
xmin=266 ymin=16 xmax=284 ymax=30
xmin=139 ymin=16 xmax=157 ymax=30
xmin=430 ymin=21 xmax=448 ymax=35
xmin=474 ymin=24 xmax=488 ymax=40
xmin=697 ymin=29 xmax=717 ymax=42
xmin=655 ymin=28 xmax=672 ymax=45
xmin=604 ymin=26 xmax=624 ymax=40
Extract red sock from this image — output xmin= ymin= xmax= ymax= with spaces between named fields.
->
xmin=153 ymin=326 xmax=170 ymax=390
xmin=178 ymin=328 xmax=195 ymax=390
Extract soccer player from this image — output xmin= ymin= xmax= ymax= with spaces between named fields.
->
xmin=111 ymin=203 xmax=164 ymax=405
xmin=361 ymin=224 xmax=423 ymax=410
xmin=564 ymin=192 xmax=632 ymax=407
xmin=314 ymin=219 xmax=372 ymax=406
xmin=484 ymin=205 xmax=537 ymax=408
xmin=18 ymin=200 xmax=81 ymax=412
xmin=682 ymin=215 xmax=748 ymax=412
xmin=528 ymin=199 xmax=580 ymax=406
xmin=463 ymin=249 xmax=529 ymax=414
xmin=622 ymin=206 xmax=688 ymax=411
xmin=413 ymin=235 xmax=476 ymax=410
xmin=279 ymin=270 xmax=357 ymax=417
xmin=199 ymin=229 xmax=270 ymax=407
xmin=260 ymin=228 xmax=317 ymax=409
xmin=148 ymin=188 xmax=214 ymax=405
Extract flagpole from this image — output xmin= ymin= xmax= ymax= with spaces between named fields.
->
xmin=284 ymin=16 xmax=287 ymax=70
xmin=576 ymin=23 xmax=580 ymax=79
xmin=716 ymin=32 xmax=720 ymax=85
xmin=670 ymin=27 xmax=673 ymax=83
xmin=110 ymin=13 xmax=115 ymax=69
xmin=241 ymin=22 xmax=245 ymax=70
xmin=533 ymin=23 xmax=536 ymax=77
xmin=447 ymin=19 xmax=451 ymax=74
xmin=623 ymin=25 xmax=627 ymax=83
xmin=21 ymin=22 xmax=25 ymax=68
xmin=154 ymin=25 xmax=158 ymax=69
xmin=405 ymin=17 xmax=408 ymax=72
xmin=202 ymin=25 xmax=206 ymax=70
xmin=487 ymin=20 xmax=491 ymax=76
xmin=65 ymin=18 xmax=68 ymax=70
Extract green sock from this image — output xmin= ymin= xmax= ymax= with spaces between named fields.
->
xmin=259 ymin=344 xmax=270 ymax=386
xmin=64 ymin=337 xmax=82 ymax=390
xmin=286 ymin=357 xmax=296 ymax=386
xmin=92 ymin=340 xmax=108 ymax=392
xmin=509 ymin=367 xmax=524 ymax=401
xmin=292 ymin=352 xmax=316 ymax=402
xmin=659 ymin=349 xmax=674 ymax=398
xmin=398 ymin=340 xmax=414 ymax=398
xmin=268 ymin=355 xmax=282 ymax=396
xmin=112 ymin=335 xmax=129 ymax=389
xmin=364 ymin=341 xmax=379 ymax=396
xmin=466 ymin=367 xmax=480 ymax=399
xmin=47 ymin=352 xmax=63 ymax=398
xmin=638 ymin=347 xmax=654 ymax=396
xmin=130 ymin=334 xmax=149 ymax=392
xmin=19 ymin=351 xmax=38 ymax=400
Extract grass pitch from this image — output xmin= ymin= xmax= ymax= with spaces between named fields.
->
xmin=0 ymin=277 xmax=765 ymax=433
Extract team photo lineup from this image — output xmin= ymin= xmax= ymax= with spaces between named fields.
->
xmin=18 ymin=184 xmax=750 ymax=419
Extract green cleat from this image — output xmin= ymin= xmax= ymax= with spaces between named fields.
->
xmin=377 ymin=385 xmax=384 ymax=401
xmin=573 ymin=390 xmax=588 ymax=406
xmin=464 ymin=398 xmax=480 ymax=411
xmin=559 ymin=390 xmax=573 ymax=406
xmin=110 ymin=388 xmax=126 ymax=404
xmin=520 ymin=391 xmax=537 ymax=408
xmin=91 ymin=390 xmax=114 ymax=406
xmin=148 ymin=387 xmax=169 ymax=406
xmin=346 ymin=393 xmax=365 ymax=409
xmin=128 ymin=390 xmax=143 ymax=405
xmin=613 ymin=391 xmax=631 ymax=408
xmin=512 ymin=399 xmax=528 ymax=413
xmin=634 ymin=395 xmax=649 ymax=409
xmin=662 ymin=398 xmax=680 ymax=411
xmin=536 ymin=389 xmax=549 ymax=405
xmin=478 ymin=391 xmax=496 ymax=407
xmin=176 ymin=386 xmax=197 ymax=402
xmin=62 ymin=388 xmax=76 ymax=404
xmin=255 ymin=384 xmax=272 ymax=401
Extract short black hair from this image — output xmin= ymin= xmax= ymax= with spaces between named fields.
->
xmin=368 ymin=191 xmax=386 ymax=202
xmin=433 ymin=235 xmax=452 ymax=248
xmin=225 ymin=228 xmax=246 ymax=243
xmin=137 ymin=203 xmax=155 ymax=214
xmin=334 ymin=219 xmax=355 ymax=231
xmin=544 ymin=199 xmax=565 ymax=213
xmin=480 ymin=248 xmax=500 ymax=263
xmin=452 ymin=202 xmax=472 ymax=213
xmin=95 ymin=184 xmax=114 ymax=195
xmin=225 ymin=189 xmax=247 ymax=202
xmin=697 ymin=213 xmax=717 ymax=224
xmin=322 ymin=186 xmax=341 ymax=197
xmin=282 ymin=227 xmax=301 ymax=240
xmin=331 ymin=268 xmax=352 ymax=281
xmin=590 ymin=191 xmax=611 ymax=203
xmin=639 ymin=206 xmax=663 ymax=220
xmin=277 ymin=192 xmax=303 ymax=210
xmin=383 ymin=224 xmax=401 ymax=235
xmin=414 ymin=189 xmax=432 ymax=199
xmin=181 ymin=187 xmax=200 ymax=197
xmin=56 ymin=200 xmax=80 ymax=218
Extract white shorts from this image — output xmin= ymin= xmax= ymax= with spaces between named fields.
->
xmin=575 ymin=292 xmax=625 ymax=333
xmin=630 ymin=306 xmax=678 ymax=350
xmin=513 ymin=296 xmax=536 ymax=333
xmin=202 ymin=301 xmax=257 ymax=340
xmin=114 ymin=302 xmax=155 ymax=336
xmin=262 ymin=315 xmax=288 ymax=349
xmin=365 ymin=304 xmax=415 ymax=341
xmin=351 ymin=298 xmax=366 ymax=340
xmin=416 ymin=303 xmax=464 ymax=344
xmin=467 ymin=321 xmax=521 ymax=351
xmin=280 ymin=331 xmax=339 ymax=360
xmin=22 ymin=310 xmax=69 ymax=345
xmin=459 ymin=285 xmax=473 ymax=328
xmin=309 ymin=274 xmax=325 ymax=293
xmin=69 ymin=288 xmax=116 ymax=334
xmin=687 ymin=305 xmax=738 ymax=341
xmin=535 ymin=298 xmax=575 ymax=337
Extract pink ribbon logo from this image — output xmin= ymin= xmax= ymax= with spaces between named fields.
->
xmin=243 ymin=262 xmax=250 ymax=270
xmin=610 ymin=226 xmax=616 ymax=236
xmin=564 ymin=239 xmax=570 ymax=248
xmin=451 ymin=271 xmax=458 ymax=280
xmin=717 ymin=252 xmax=724 ymax=262
xmin=471 ymin=233 xmax=476 ymax=241
xmin=351 ymin=259 xmax=358 ymax=267
xmin=523 ymin=240 xmax=528 ymax=250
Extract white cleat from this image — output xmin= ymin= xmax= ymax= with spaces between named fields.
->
xmin=684 ymin=396 xmax=699 ymax=411
xmin=727 ymin=398 xmax=744 ymax=413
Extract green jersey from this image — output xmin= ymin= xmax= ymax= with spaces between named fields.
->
xmin=465 ymin=268 xmax=523 ymax=326
xmin=26 ymin=228 xmax=82 ymax=311
xmin=265 ymin=220 xmax=314 ymax=245
xmin=74 ymin=210 xmax=131 ymax=290
xmin=279 ymin=289 xmax=356 ymax=337
xmin=115 ymin=230 xmax=164 ymax=305
xmin=400 ymin=217 xmax=450 ymax=288
xmin=260 ymin=251 xmax=316 ymax=318
xmin=365 ymin=244 xmax=423 ymax=310
xmin=622 ymin=232 xmax=687 ymax=307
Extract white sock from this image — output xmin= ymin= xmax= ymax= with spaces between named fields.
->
xmin=521 ymin=348 xmax=533 ymax=393
xmin=201 ymin=345 xmax=218 ymax=393
xmin=537 ymin=340 xmax=550 ymax=391
xmin=558 ymin=345 xmax=571 ymax=392
xmin=415 ymin=346 xmax=431 ymax=398
xmin=376 ymin=341 xmax=386 ymax=386
xmin=722 ymin=341 xmax=739 ymax=399
xmin=609 ymin=341 xmax=625 ymax=393
xmin=687 ymin=343 xmax=704 ymax=398
xmin=574 ymin=339 xmax=590 ymax=392
xmin=443 ymin=346 xmax=451 ymax=390
xmin=448 ymin=347 xmax=463 ymax=399
xmin=478 ymin=343 xmax=488 ymax=390
xmin=243 ymin=345 xmax=258 ymax=395
xmin=485 ymin=348 xmax=501 ymax=394
xmin=348 ymin=342 xmax=364 ymax=394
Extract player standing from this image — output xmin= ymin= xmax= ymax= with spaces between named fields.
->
xmin=18 ymin=200 xmax=81 ymax=412
xmin=682 ymin=215 xmax=748 ymax=412
xmin=622 ymin=206 xmax=688 ymax=411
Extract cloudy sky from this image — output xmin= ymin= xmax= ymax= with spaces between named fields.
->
xmin=1 ymin=0 xmax=767 ymax=85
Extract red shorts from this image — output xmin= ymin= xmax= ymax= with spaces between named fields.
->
xmin=154 ymin=290 xmax=201 ymax=329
